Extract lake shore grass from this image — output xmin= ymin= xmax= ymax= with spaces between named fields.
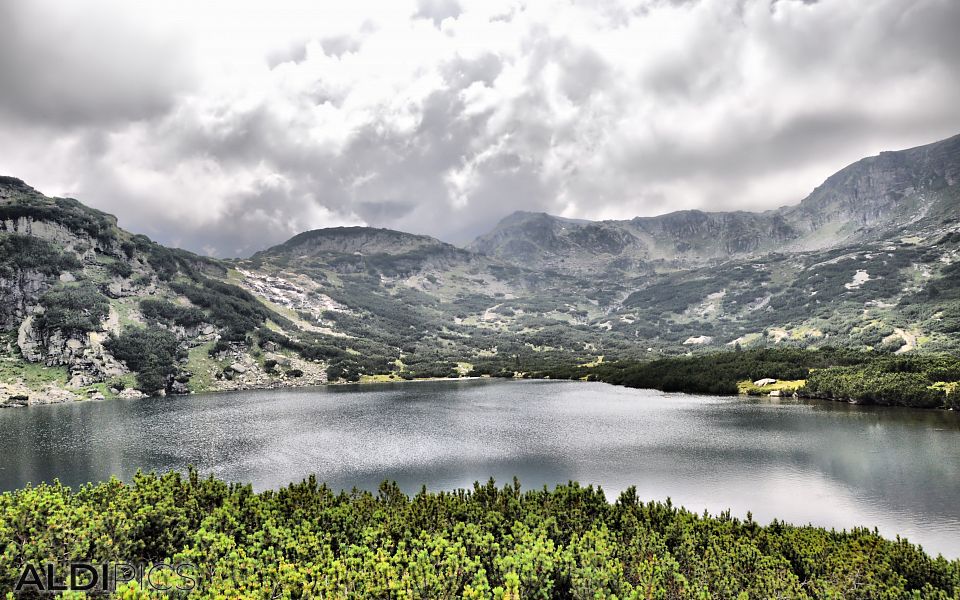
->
xmin=737 ymin=379 xmax=806 ymax=395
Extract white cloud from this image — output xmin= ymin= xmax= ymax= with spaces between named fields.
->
xmin=0 ymin=0 xmax=958 ymax=256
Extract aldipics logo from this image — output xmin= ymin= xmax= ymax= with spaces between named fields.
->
xmin=14 ymin=562 xmax=197 ymax=593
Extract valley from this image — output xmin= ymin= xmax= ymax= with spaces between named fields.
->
xmin=1 ymin=133 xmax=960 ymax=407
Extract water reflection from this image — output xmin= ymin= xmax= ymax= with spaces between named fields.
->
xmin=0 ymin=379 xmax=958 ymax=557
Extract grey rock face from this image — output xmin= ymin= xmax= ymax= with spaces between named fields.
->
xmin=16 ymin=315 xmax=44 ymax=362
xmin=0 ymin=271 xmax=49 ymax=329
xmin=17 ymin=314 xmax=127 ymax=390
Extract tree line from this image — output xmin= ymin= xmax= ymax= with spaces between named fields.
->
xmin=537 ymin=348 xmax=960 ymax=408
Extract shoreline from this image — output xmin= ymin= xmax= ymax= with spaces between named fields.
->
xmin=3 ymin=373 xmax=958 ymax=415
xmin=0 ymin=373 xmax=501 ymax=408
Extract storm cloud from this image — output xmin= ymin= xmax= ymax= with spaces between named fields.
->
xmin=1 ymin=0 xmax=958 ymax=256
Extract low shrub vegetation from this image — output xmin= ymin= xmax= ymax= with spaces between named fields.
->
xmin=0 ymin=233 xmax=80 ymax=278
xmin=541 ymin=349 xmax=960 ymax=408
xmin=105 ymin=325 xmax=184 ymax=394
xmin=36 ymin=283 xmax=109 ymax=334
xmin=139 ymin=298 xmax=206 ymax=328
xmin=0 ymin=472 xmax=956 ymax=598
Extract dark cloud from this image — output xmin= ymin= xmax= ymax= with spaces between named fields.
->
xmin=0 ymin=1 xmax=194 ymax=128
xmin=415 ymin=0 xmax=463 ymax=26
xmin=0 ymin=0 xmax=958 ymax=257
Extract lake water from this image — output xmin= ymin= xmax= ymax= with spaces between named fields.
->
xmin=1 ymin=379 xmax=959 ymax=557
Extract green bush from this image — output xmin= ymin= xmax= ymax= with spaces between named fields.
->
xmin=208 ymin=339 xmax=231 ymax=357
xmin=105 ymin=326 xmax=184 ymax=394
xmin=0 ymin=233 xmax=80 ymax=278
xmin=36 ymin=283 xmax=109 ymax=334
xmin=536 ymin=349 xmax=960 ymax=408
xmin=803 ymin=355 xmax=959 ymax=408
xmin=105 ymin=259 xmax=133 ymax=279
xmin=170 ymin=277 xmax=273 ymax=340
xmin=139 ymin=298 xmax=206 ymax=328
xmin=539 ymin=348 xmax=848 ymax=395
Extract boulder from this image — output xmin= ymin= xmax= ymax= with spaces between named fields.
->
xmin=38 ymin=387 xmax=80 ymax=404
xmin=105 ymin=280 xmax=124 ymax=298
xmin=3 ymin=394 xmax=30 ymax=407
xmin=68 ymin=372 xmax=93 ymax=388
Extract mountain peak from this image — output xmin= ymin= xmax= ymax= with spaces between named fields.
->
xmin=253 ymin=226 xmax=448 ymax=259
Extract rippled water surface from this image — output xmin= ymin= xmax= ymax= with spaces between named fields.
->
xmin=1 ymin=379 xmax=958 ymax=556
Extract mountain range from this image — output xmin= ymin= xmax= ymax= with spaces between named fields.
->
xmin=1 ymin=133 xmax=959 ymax=405
xmin=473 ymin=133 xmax=960 ymax=273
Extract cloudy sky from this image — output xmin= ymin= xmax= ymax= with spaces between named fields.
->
xmin=1 ymin=0 xmax=958 ymax=257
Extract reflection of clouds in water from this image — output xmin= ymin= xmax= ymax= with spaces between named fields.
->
xmin=0 ymin=380 xmax=958 ymax=556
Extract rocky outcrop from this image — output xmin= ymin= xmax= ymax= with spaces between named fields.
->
xmin=0 ymin=380 xmax=80 ymax=407
xmin=200 ymin=348 xmax=328 ymax=393
xmin=17 ymin=315 xmax=127 ymax=389
xmin=785 ymin=133 xmax=960 ymax=235
xmin=0 ymin=216 xmax=97 ymax=257
xmin=0 ymin=270 xmax=48 ymax=329
xmin=18 ymin=316 xmax=87 ymax=366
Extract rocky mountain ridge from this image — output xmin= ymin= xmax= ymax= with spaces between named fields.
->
xmin=470 ymin=133 xmax=960 ymax=274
